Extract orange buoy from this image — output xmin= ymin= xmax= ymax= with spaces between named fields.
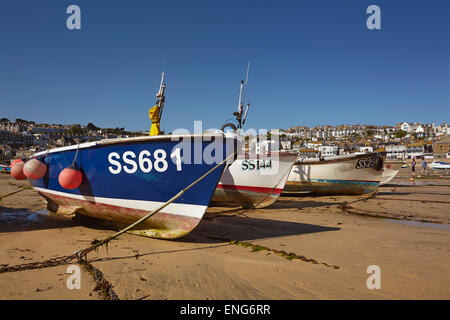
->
xmin=58 ymin=163 xmax=83 ymax=189
xmin=11 ymin=159 xmax=26 ymax=180
xmin=10 ymin=159 xmax=23 ymax=167
xmin=23 ymin=158 xmax=47 ymax=180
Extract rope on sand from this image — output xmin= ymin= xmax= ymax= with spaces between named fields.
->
xmin=76 ymin=153 xmax=235 ymax=260
xmin=0 ymin=152 xmax=235 ymax=274
xmin=0 ymin=186 xmax=32 ymax=201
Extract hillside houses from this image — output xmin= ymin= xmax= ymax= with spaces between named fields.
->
xmin=283 ymin=122 xmax=448 ymax=142
xmin=279 ymin=122 xmax=449 ymax=160
xmin=0 ymin=119 xmax=143 ymax=161
xmin=283 ymin=124 xmax=398 ymax=141
xmin=1 ymin=118 xmax=449 ymax=162
xmin=397 ymin=122 xmax=448 ymax=137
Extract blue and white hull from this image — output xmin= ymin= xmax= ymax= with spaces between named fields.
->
xmin=0 ymin=164 xmax=10 ymax=173
xmin=429 ymin=161 xmax=450 ymax=170
xmin=29 ymin=134 xmax=238 ymax=239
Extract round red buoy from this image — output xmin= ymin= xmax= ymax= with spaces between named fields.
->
xmin=11 ymin=159 xmax=26 ymax=180
xmin=23 ymin=158 xmax=47 ymax=180
xmin=10 ymin=159 xmax=23 ymax=167
xmin=58 ymin=163 xmax=83 ymax=189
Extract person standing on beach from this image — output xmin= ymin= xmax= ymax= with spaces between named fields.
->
xmin=411 ymin=157 xmax=416 ymax=181
xmin=421 ymin=157 xmax=427 ymax=175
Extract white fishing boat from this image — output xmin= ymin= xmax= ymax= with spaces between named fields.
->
xmin=209 ymin=67 xmax=297 ymax=208
xmin=285 ymin=152 xmax=385 ymax=195
xmin=211 ymin=152 xmax=298 ymax=208
xmin=429 ymin=161 xmax=450 ymax=170
xmin=380 ymin=168 xmax=399 ymax=185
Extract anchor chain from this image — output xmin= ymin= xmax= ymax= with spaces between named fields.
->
xmin=0 ymin=253 xmax=78 ymax=274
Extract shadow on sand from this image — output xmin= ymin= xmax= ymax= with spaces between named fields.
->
xmin=0 ymin=206 xmax=76 ymax=233
xmin=1 ymin=203 xmax=340 ymax=246
xmin=88 ymin=216 xmax=340 ymax=264
xmin=260 ymin=198 xmax=337 ymax=210
xmin=71 ymin=208 xmax=340 ymax=244
xmin=182 ymin=215 xmax=340 ymax=244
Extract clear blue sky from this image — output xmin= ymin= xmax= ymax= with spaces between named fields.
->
xmin=0 ymin=0 xmax=449 ymax=132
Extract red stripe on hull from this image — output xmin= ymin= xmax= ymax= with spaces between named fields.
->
xmin=216 ymin=184 xmax=283 ymax=195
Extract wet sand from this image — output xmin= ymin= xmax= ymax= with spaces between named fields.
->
xmin=0 ymin=173 xmax=449 ymax=300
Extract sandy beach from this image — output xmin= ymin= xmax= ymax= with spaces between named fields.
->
xmin=1 ymin=164 xmax=449 ymax=300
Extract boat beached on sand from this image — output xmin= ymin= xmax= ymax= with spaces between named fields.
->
xmin=0 ymin=164 xmax=10 ymax=173
xmin=209 ymin=73 xmax=297 ymax=209
xmin=429 ymin=161 xmax=450 ymax=170
xmin=211 ymin=152 xmax=297 ymax=208
xmin=23 ymin=75 xmax=240 ymax=239
xmin=285 ymin=152 xmax=385 ymax=195
xmin=29 ymin=134 xmax=238 ymax=239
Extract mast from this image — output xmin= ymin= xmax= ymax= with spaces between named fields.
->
xmin=157 ymin=73 xmax=166 ymax=122
xmin=233 ymin=80 xmax=245 ymax=129
xmin=221 ymin=63 xmax=251 ymax=133
xmin=233 ymin=63 xmax=251 ymax=129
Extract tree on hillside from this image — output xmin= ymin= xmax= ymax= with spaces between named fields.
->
xmin=395 ymin=130 xmax=407 ymax=138
xmin=87 ymin=122 xmax=99 ymax=131
xmin=69 ymin=124 xmax=85 ymax=135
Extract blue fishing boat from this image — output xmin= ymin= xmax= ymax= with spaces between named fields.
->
xmin=0 ymin=164 xmax=11 ymax=173
xmin=25 ymin=75 xmax=239 ymax=239
xmin=29 ymin=135 xmax=237 ymax=239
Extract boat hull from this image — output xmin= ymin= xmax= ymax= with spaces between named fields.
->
xmin=285 ymin=153 xmax=383 ymax=195
xmin=429 ymin=161 xmax=450 ymax=170
xmin=210 ymin=153 xmax=297 ymax=208
xmin=0 ymin=165 xmax=10 ymax=173
xmin=29 ymin=134 xmax=238 ymax=239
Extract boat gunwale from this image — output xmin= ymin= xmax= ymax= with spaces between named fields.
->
xmin=295 ymin=151 xmax=387 ymax=165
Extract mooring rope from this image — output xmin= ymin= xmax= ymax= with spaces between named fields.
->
xmin=0 ymin=152 xmax=236 ymax=274
xmin=77 ymin=152 xmax=235 ymax=259
xmin=0 ymin=185 xmax=32 ymax=201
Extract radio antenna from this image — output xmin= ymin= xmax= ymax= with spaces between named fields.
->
xmin=242 ymin=62 xmax=250 ymax=107
xmin=241 ymin=62 xmax=250 ymax=127
xmin=157 ymin=73 xmax=166 ymax=121
xmin=230 ymin=63 xmax=251 ymax=130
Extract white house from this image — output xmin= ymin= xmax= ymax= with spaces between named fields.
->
xmin=405 ymin=143 xmax=424 ymax=159
xmin=359 ymin=146 xmax=374 ymax=153
xmin=400 ymin=122 xmax=410 ymax=132
xmin=307 ymin=142 xmax=322 ymax=150
xmin=415 ymin=125 xmax=424 ymax=133
xmin=252 ymin=139 xmax=278 ymax=154
xmin=318 ymin=145 xmax=339 ymax=157
xmin=386 ymin=144 xmax=406 ymax=160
